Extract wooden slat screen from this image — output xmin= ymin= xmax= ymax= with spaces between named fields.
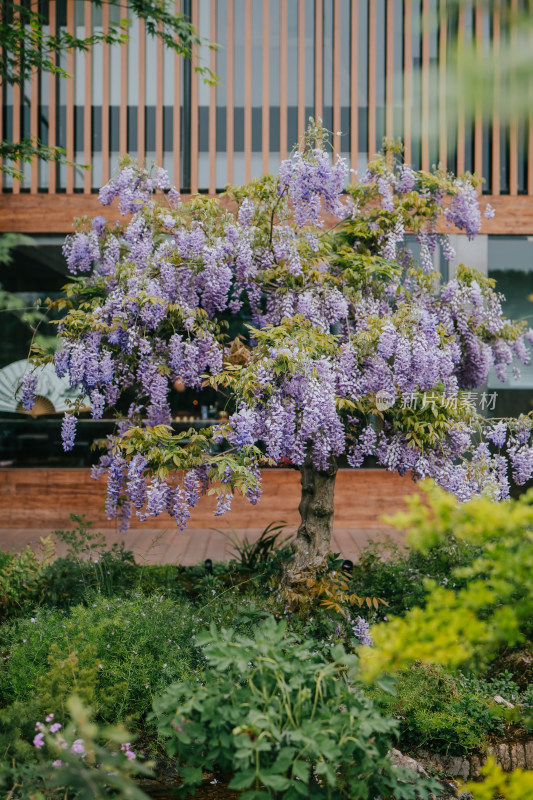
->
xmin=1 ymin=0 xmax=531 ymax=201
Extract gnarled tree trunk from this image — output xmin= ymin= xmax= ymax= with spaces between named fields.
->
xmin=284 ymin=458 xmax=337 ymax=586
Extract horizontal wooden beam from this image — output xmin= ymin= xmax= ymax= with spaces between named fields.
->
xmin=0 ymin=193 xmax=532 ymax=235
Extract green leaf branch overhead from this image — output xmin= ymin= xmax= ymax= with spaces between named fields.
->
xmin=0 ymin=0 xmax=216 ymax=180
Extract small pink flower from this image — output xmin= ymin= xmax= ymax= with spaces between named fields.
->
xmin=121 ymin=742 xmax=136 ymax=760
xmin=71 ymin=739 xmax=86 ymax=755
xmin=52 ymin=760 xmax=63 ymax=767
xmin=49 ymin=722 xmax=62 ymax=733
xmin=33 ymin=733 xmax=45 ymax=749
xmin=45 ymin=713 xmax=55 ymax=723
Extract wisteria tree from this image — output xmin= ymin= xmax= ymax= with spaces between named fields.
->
xmin=24 ymin=128 xmax=533 ymax=585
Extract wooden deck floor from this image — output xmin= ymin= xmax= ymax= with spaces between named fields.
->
xmin=0 ymin=468 xmax=419 ymax=565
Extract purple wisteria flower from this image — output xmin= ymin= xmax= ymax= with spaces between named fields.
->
xmin=21 ymin=373 xmax=38 ymax=411
xmin=61 ymin=414 xmax=77 ymax=451
xmin=352 ymin=616 xmax=373 ymax=647
xmin=49 ymin=142 xmax=533 ymax=535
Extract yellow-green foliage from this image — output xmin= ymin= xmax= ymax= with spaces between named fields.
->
xmin=361 ymin=483 xmax=533 ymax=681
xmin=360 ymin=483 xmax=533 ymax=798
xmin=466 ymin=758 xmax=533 ymax=800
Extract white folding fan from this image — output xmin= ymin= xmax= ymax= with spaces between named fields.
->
xmin=0 ymin=359 xmax=87 ymax=416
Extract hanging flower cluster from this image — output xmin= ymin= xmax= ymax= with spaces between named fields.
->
xmin=24 ymin=134 xmax=533 ymax=531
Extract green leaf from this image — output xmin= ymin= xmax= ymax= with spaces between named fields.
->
xmin=228 ymin=770 xmax=257 ymax=790
xmin=259 ymin=772 xmax=291 ymax=791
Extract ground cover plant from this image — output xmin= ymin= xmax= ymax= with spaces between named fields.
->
xmin=2 ymin=508 xmax=533 ymax=799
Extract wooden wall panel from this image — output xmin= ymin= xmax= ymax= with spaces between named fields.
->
xmin=0 ymin=468 xmax=420 ymax=532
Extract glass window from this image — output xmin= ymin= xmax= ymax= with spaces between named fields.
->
xmin=487 ymin=236 xmax=533 ymax=417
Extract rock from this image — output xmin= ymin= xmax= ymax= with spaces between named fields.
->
xmin=390 ymin=748 xmax=430 ymax=777
xmin=497 ymin=743 xmax=511 ymax=771
xmin=510 ymin=742 xmax=526 ymax=769
xmin=469 ymin=755 xmax=482 ymax=779
xmin=493 ymin=694 xmax=515 ymax=709
xmin=448 ymin=757 xmax=470 ymax=779
xmin=526 ymin=740 xmax=533 ymax=769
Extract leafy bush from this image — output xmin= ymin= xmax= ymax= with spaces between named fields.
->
xmin=0 ymin=697 xmax=152 ymax=800
xmin=361 ymin=485 xmax=533 ymax=680
xmin=223 ymin=521 xmax=293 ymax=571
xmin=372 ymin=664 xmax=507 ymax=755
xmin=350 ymin=534 xmax=481 ymax=619
xmin=0 ymin=537 xmax=55 ymax=622
xmin=153 ymin=616 xmax=440 ymax=799
xmin=0 ymin=591 xmax=262 ymax=756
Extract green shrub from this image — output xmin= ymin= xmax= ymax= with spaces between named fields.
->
xmin=0 ymin=591 xmax=261 ymax=744
xmin=152 ymin=616 xmax=440 ymax=799
xmin=0 ymin=538 xmax=55 ymax=622
xmin=350 ymin=534 xmax=481 ymax=619
xmin=0 ymin=697 xmax=152 ymax=800
xmin=372 ymin=664 xmax=507 ymax=756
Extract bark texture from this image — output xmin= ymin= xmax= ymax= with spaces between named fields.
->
xmin=284 ymin=459 xmax=337 ymax=585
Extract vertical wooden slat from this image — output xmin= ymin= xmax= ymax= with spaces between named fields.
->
xmin=456 ymin=6 xmax=465 ymax=175
xmin=421 ymin=0 xmax=430 ymax=170
xmin=279 ymin=0 xmax=288 ymax=160
xmin=190 ymin=1 xmax=199 ymax=192
xmin=119 ymin=0 xmax=128 ymax=157
xmin=474 ymin=2 xmax=483 ymax=178
xmin=209 ymin=0 xmax=217 ymax=193
xmin=438 ymin=0 xmax=447 ymax=171
xmin=368 ymin=0 xmax=376 ymax=158
xmin=66 ymin=0 xmax=75 ymax=193
xmin=226 ymin=0 xmax=234 ymax=184
xmin=297 ymin=0 xmax=306 ymax=144
xmin=47 ymin=1 xmax=57 ymax=192
xmin=0 ymin=6 xmax=3 ymax=187
xmin=509 ymin=0 xmax=518 ymax=195
xmin=385 ymin=0 xmax=394 ymax=140
xmin=101 ymin=1 xmax=110 ymax=184
xmin=262 ymin=0 xmax=270 ymax=174
xmin=492 ymin=4 xmax=500 ymax=195
xmin=315 ymin=0 xmax=323 ymax=122
xmin=83 ymin=0 xmax=92 ymax=193
xmin=12 ymin=5 xmax=21 ymax=193
xmin=244 ymin=0 xmax=252 ymax=182
xmin=173 ymin=0 xmax=181 ymax=188
xmin=155 ymin=25 xmax=164 ymax=168
xmin=350 ymin=0 xmax=358 ymax=182
xmin=10 ymin=82 xmax=20 ymax=192
xmin=137 ymin=18 xmax=146 ymax=167
xmin=333 ymin=0 xmax=341 ymax=156
xmin=529 ymin=0 xmax=533 ymax=194
xmin=30 ymin=0 xmax=39 ymax=193
xmin=403 ymin=0 xmax=412 ymax=164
